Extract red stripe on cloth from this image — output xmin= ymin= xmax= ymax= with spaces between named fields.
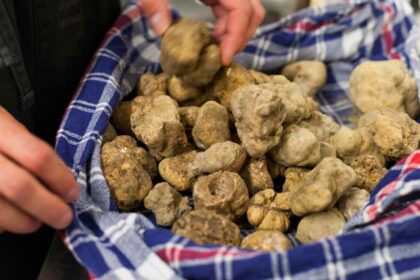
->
xmin=376 ymin=200 xmax=420 ymax=227
xmin=380 ymin=3 xmax=400 ymax=59
xmin=156 ymin=247 xmax=258 ymax=263
xmin=286 ymin=19 xmax=336 ymax=32
xmin=364 ymin=151 xmax=420 ymax=221
xmin=285 ymin=6 xmax=362 ymax=32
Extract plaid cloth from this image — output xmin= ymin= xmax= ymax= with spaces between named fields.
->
xmin=55 ymin=0 xmax=420 ymax=279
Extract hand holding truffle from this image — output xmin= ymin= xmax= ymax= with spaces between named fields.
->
xmin=140 ymin=0 xmax=265 ymax=65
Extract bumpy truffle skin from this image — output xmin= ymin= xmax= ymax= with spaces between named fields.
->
xmin=102 ymin=123 xmax=118 ymax=145
xmin=181 ymin=44 xmax=222 ymax=87
xmin=281 ymin=60 xmax=327 ymax=97
xmin=211 ymin=63 xmax=255 ymax=110
xmin=131 ymin=95 xmax=188 ymax=160
xmin=111 ymin=101 xmax=134 ymax=136
xmin=283 ymin=167 xmax=310 ymax=194
xmin=159 ymin=151 xmax=197 ymax=192
xmin=231 ymin=84 xmax=287 ymax=158
xmin=350 ymin=155 xmax=387 ymax=193
xmin=190 ymin=141 xmax=247 ymax=176
xmin=336 ymin=187 xmax=370 ymax=220
xmin=296 ymin=208 xmax=345 ymax=244
xmin=290 ymin=157 xmax=357 ymax=217
xmin=137 ymin=72 xmax=169 ymax=96
xmin=270 ymin=125 xmax=336 ymax=167
xmin=249 ymin=70 xmax=272 ymax=84
xmin=101 ymin=136 xmax=153 ymax=211
xmin=247 ymin=189 xmax=291 ymax=232
xmin=241 ymin=231 xmax=292 ymax=253
xmin=240 ymin=158 xmax=274 ymax=195
xmin=357 ymin=109 xmax=420 ymax=160
xmin=132 ymin=147 xmax=158 ymax=178
xmin=160 ymin=19 xmax=212 ymax=76
xmin=172 ymin=210 xmax=241 ymax=246
xmin=192 ymin=101 xmax=231 ymax=149
xmin=330 ymin=126 xmax=385 ymax=165
xmin=261 ymin=77 xmax=316 ymax=124
xmin=168 ymin=76 xmax=201 ymax=102
xmin=179 ymin=106 xmax=199 ymax=129
xmin=193 ymin=171 xmax=249 ymax=221
xmin=298 ymin=111 xmax=340 ymax=142
xmin=349 ymin=60 xmax=419 ymax=118
xmin=144 ymin=183 xmax=191 ymax=226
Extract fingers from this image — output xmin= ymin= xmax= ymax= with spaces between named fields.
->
xmin=204 ymin=0 xmax=265 ymax=65
xmin=211 ymin=5 xmax=228 ymax=38
xmin=0 ymin=195 xmax=41 ymax=234
xmin=242 ymin=0 xmax=265 ymax=50
xmin=0 ymin=154 xmax=73 ymax=230
xmin=0 ymin=108 xmax=79 ymax=203
xmin=141 ymin=0 xmax=172 ymax=36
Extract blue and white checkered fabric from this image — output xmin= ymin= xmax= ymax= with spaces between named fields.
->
xmin=55 ymin=1 xmax=420 ymax=279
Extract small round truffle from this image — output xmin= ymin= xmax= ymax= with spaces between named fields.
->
xmin=102 ymin=123 xmax=118 ymax=145
xmin=240 ymin=158 xmax=274 ymax=195
xmin=296 ymin=208 xmax=345 ymax=244
xmin=190 ymin=141 xmax=247 ymax=176
xmin=241 ymin=231 xmax=292 ymax=253
xmin=211 ymin=63 xmax=255 ymax=110
xmin=172 ymin=210 xmax=241 ymax=246
xmin=336 ymin=187 xmax=370 ymax=220
xmin=168 ymin=76 xmax=201 ymax=102
xmin=350 ymin=155 xmax=387 ymax=193
xmin=179 ymin=106 xmax=200 ymax=129
xmin=193 ymin=171 xmax=249 ymax=221
xmin=159 ymin=151 xmax=197 ymax=192
xmin=137 ymin=72 xmax=169 ymax=96
xmin=111 ymin=101 xmax=134 ymax=136
xmin=144 ymin=182 xmax=191 ymax=226
xmin=101 ymin=136 xmax=153 ymax=211
xmin=281 ymin=60 xmax=327 ymax=97
xmin=192 ymin=101 xmax=231 ymax=149
xmin=247 ymin=189 xmax=291 ymax=232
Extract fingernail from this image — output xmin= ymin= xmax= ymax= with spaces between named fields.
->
xmin=150 ymin=12 xmax=170 ymax=36
xmin=57 ymin=210 xmax=73 ymax=229
xmin=66 ymin=187 xmax=80 ymax=202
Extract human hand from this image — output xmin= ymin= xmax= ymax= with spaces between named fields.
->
xmin=0 ymin=107 xmax=79 ymax=234
xmin=141 ymin=0 xmax=265 ymax=65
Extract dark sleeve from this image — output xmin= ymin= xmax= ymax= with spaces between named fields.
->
xmin=14 ymin=0 xmax=121 ymax=144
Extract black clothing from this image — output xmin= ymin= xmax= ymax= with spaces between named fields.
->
xmin=0 ymin=1 xmax=120 ymax=279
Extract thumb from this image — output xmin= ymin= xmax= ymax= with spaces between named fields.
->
xmin=140 ymin=0 xmax=172 ymax=36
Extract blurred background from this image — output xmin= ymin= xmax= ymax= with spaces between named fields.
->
xmin=170 ymin=0 xmax=420 ymax=24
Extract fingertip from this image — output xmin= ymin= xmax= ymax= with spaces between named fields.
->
xmin=65 ymin=185 xmax=80 ymax=203
xmin=150 ymin=12 xmax=172 ymax=36
xmin=56 ymin=207 xmax=74 ymax=229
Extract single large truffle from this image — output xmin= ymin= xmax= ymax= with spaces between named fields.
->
xmin=349 ymin=60 xmax=419 ymax=118
xmin=231 ymin=84 xmax=286 ymax=158
xmin=131 ymin=95 xmax=188 ymax=160
xmin=172 ymin=210 xmax=241 ymax=246
xmin=241 ymin=231 xmax=292 ymax=253
xmin=144 ymin=182 xmax=191 ymax=226
xmin=296 ymin=208 xmax=346 ymax=244
xmin=193 ymin=171 xmax=249 ymax=221
xmin=289 ymin=157 xmax=357 ymax=216
xmin=101 ymin=136 xmax=153 ymax=211
xmin=247 ymin=189 xmax=291 ymax=232
xmin=192 ymin=101 xmax=231 ymax=149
